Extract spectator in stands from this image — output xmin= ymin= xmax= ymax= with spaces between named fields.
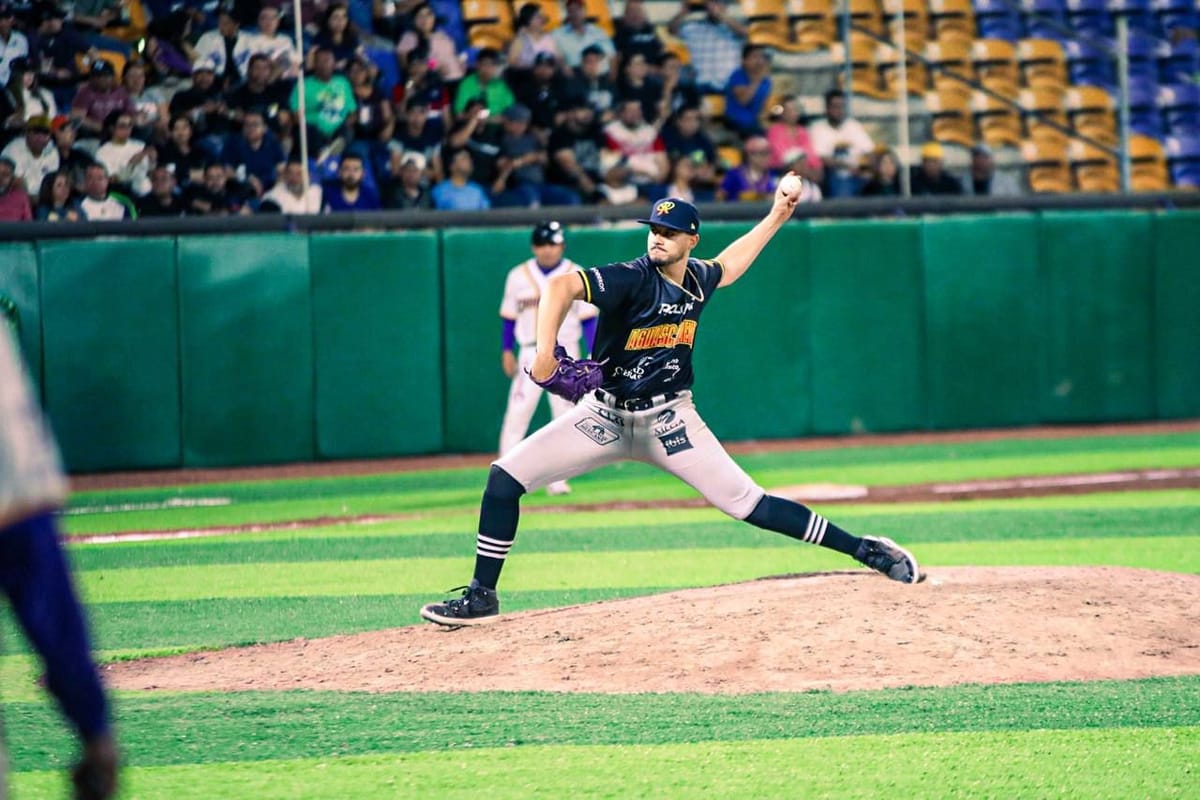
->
xmin=373 ymin=0 xmax=421 ymax=42
xmin=659 ymin=51 xmax=700 ymax=120
xmin=507 ymin=3 xmax=561 ymax=73
xmin=0 ymin=3 xmax=28 ymax=87
xmin=291 ymin=46 xmax=356 ymax=150
xmin=667 ymin=0 xmax=746 ymax=94
xmin=0 ymin=154 xmax=31 ymax=219
xmin=123 ymin=62 xmax=168 ymax=144
xmin=69 ymin=0 xmax=121 ymax=36
xmin=718 ymin=135 xmax=777 ymax=201
xmin=382 ymin=149 xmax=431 ymax=209
xmin=766 ymin=95 xmax=822 ymax=188
xmin=51 ymin=115 xmax=93 ymax=193
xmin=194 ymin=8 xmax=252 ymax=89
xmin=94 ymin=110 xmax=154 ymax=197
xmin=432 ymin=146 xmax=489 ymax=209
xmin=548 ymin=95 xmax=603 ymax=202
xmin=664 ymin=152 xmax=714 ymax=204
xmin=261 ymin=158 xmax=323 ymax=212
xmin=143 ymin=10 xmax=196 ymax=85
xmin=392 ymin=41 xmax=451 ymax=115
xmin=226 ymin=54 xmax=292 ymax=129
xmin=390 ymin=95 xmax=444 ymax=180
xmin=2 ymin=114 xmax=58 ymax=193
xmin=445 ymin=96 xmax=506 ymax=191
xmin=910 ymin=141 xmax=962 ymax=195
xmin=963 ymin=143 xmax=1022 ymax=197
xmin=511 ymin=51 xmax=569 ymax=134
xmin=136 ymin=163 xmax=185 ymax=216
xmin=661 ymin=104 xmax=718 ymax=192
xmin=616 ymin=51 xmax=665 ymax=127
xmin=242 ymin=6 xmax=301 ymax=81
xmin=809 ymin=88 xmax=875 ymax=198
xmin=70 ymin=60 xmax=135 ymax=139
xmin=35 ymin=169 xmax=79 ymax=220
xmin=565 ymin=43 xmax=616 ymax=122
xmin=322 ymin=152 xmax=380 ymax=211
xmin=492 ymin=101 xmax=580 ymax=207
xmin=596 ymin=161 xmax=640 ymax=205
xmin=222 ymin=110 xmax=284 ymax=195
xmin=77 ymin=162 xmax=130 ymax=220
xmin=1 ymin=64 xmax=26 ymax=147
xmin=183 ymin=162 xmax=252 ymax=215
xmin=552 ymin=0 xmax=615 ymax=76
xmin=169 ymin=62 xmax=232 ymax=146
xmin=8 ymin=57 xmax=57 ymax=123
xmin=395 ymin=2 xmax=463 ymax=88
xmin=613 ymin=0 xmax=665 ymax=73
xmin=347 ymin=56 xmax=394 ymax=178
xmin=859 ymin=148 xmax=901 ymax=196
xmin=159 ymin=115 xmax=207 ymax=186
xmin=33 ymin=5 xmax=85 ymax=97
xmin=452 ymin=47 xmax=513 ymax=119
xmin=723 ymin=44 xmax=771 ymax=138
xmin=603 ymin=97 xmax=668 ymax=194
xmin=310 ymin=3 xmax=363 ymax=73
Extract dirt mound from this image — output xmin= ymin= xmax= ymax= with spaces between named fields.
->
xmin=104 ymin=567 xmax=1200 ymax=695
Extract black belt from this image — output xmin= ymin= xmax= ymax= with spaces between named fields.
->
xmin=594 ymin=389 xmax=681 ymax=412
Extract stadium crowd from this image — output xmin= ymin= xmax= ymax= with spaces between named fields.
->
xmin=0 ymin=0 xmax=1020 ymax=222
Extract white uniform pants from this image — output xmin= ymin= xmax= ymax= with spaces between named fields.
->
xmin=498 ymin=345 xmax=581 ymax=456
xmin=496 ymin=391 xmax=766 ymax=519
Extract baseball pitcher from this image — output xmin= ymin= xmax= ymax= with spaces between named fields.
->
xmin=422 ymin=178 xmax=921 ymax=627
xmin=498 ymin=221 xmax=597 ymax=495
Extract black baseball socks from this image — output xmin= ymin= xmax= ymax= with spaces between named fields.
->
xmin=745 ymin=494 xmax=862 ymax=556
xmin=472 ymin=465 xmax=526 ymax=589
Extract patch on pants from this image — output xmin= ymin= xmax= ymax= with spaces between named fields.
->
xmin=576 ymin=417 xmax=620 ymax=446
xmin=657 ymin=426 xmax=694 ymax=455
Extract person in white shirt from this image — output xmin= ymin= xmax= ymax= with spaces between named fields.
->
xmin=0 ymin=114 xmax=59 ymax=193
xmin=77 ymin=163 xmax=128 ymax=220
xmin=807 ymin=89 xmax=876 ymax=198
xmin=93 ymin=111 xmax=153 ymax=196
xmin=0 ymin=3 xmax=29 ymax=86
xmin=241 ymin=6 xmax=301 ymax=81
xmin=551 ymin=0 xmax=615 ymax=75
xmin=261 ymin=159 xmax=322 ymax=213
xmin=193 ymin=8 xmax=253 ymax=86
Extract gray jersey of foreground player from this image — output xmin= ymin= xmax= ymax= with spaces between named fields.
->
xmin=421 ymin=178 xmax=920 ymax=626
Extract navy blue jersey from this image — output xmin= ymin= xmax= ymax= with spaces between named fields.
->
xmin=579 ymin=255 xmax=725 ymax=400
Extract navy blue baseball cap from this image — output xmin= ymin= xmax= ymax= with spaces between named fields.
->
xmin=637 ymin=198 xmax=700 ymax=234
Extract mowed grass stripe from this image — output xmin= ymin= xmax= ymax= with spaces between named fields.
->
xmin=6 ymin=678 xmax=1197 ymax=771
xmin=70 ymin=537 xmax=1200 ymax=603
xmin=65 ymin=503 xmax=1200 ymax=571
xmin=15 ymin=727 xmax=1199 ymax=800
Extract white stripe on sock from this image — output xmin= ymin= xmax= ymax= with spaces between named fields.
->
xmin=811 ymin=516 xmax=828 ymax=545
xmin=476 ymin=533 xmax=513 ymax=559
xmin=802 ymin=513 xmax=818 ymax=543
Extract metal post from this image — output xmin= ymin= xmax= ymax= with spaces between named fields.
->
xmin=841 ymin=0 xmax=853 ymax=114
xmin=293 ymin=0 xmax=311 ymax=204
xmin=1116 ymin=15 xmax=1131 ymax=194
xmin=895 ymin=4 xmax=911 ymax=197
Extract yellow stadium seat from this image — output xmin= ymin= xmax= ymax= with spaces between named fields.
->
xmin=522 ymin=0 xmax=563 ymax=32
xmin=926 ymin=39 xmax=974 ymax=99
xmin=926 ymin=89 xmax=976 ymax=148
xmin=1069 ymin=140 xmax=1119 ymax=193
xmin=877 ymin=41 xmax=928 ymax=97
xmin=462 ymin=0 xmax=515 ymax=51
xmin=1067 ymin=85 xmax=1117 ymax=147
xmin=1019 ymin=87 xmax=1069 ymax=144
xmin=1129 ymin=135 xmax=1169 ymax=192
xmin=743 ymin=0 xmax=813 ymax=53
xmin=790 ymin=0 xmax=836 ymax=51
xmin=582 ymin=0 xmax=614 ymax=36
xmin=849 ymin=0 xmax=885 ymax=37
xmin=928 ymin=0 xmax=976 ymax=44
xmin=1017 ymin=38 xmax=1068 ymax=93
xmin=831 ymin=35 xmax=893 ymax=99
xmin=1021 ymin=138 xmax=1073 ymax=193
xmin=973 ymin=90 xmax=1022 ymax=147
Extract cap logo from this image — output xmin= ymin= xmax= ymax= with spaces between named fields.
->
xmin=655 ymin=200 xmax=675 ymax=215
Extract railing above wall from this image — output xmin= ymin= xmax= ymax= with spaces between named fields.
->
xmin=4 ymin=191 xmax=1200 ymax=241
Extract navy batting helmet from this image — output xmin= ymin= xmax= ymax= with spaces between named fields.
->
xmin=532 ymin=220 xmax=565 ymax=246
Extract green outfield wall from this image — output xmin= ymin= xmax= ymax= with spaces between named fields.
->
xmin=2 ymin=210 xmax=1196 ymax=471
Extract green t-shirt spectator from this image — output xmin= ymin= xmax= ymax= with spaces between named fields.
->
xmin=452 ymin=74 xmax=515 ymax=118
xmin=291 ymin=74 xmax=357 ymax=137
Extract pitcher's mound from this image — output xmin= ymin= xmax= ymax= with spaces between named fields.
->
xmin=105 ymin=567 xmax=1200 ymax=695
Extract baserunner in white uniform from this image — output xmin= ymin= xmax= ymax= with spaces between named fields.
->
xmin=498 ymin=220 xmax=597 ymax=495
xmin=422 ymin=180 xmax=921 ymax=627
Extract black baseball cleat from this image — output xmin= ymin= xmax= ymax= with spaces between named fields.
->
xmin=420 ymin=580 xmax=500 ymax=626
xmin=854 ymin=536 xmax=922 ymax=584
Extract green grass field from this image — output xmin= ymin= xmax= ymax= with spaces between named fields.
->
xmin=4 ymin=428 xmax=1199 ymax=798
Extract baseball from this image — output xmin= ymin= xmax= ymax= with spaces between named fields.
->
xmin=779 ymin=174 xmax=804 ymax=197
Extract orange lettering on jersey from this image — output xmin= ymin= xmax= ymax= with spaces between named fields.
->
xmin=624 ymin=320 xmax=698 ymax=351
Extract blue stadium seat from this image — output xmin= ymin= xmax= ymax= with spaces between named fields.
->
xmin=1152 ymin=0 xmax=1199 ymax=38
xmin=1066 ymin=0 xmax=1115 ymax=36
xmin=1127 ymin=33 xmax=1160 ymax=83
xmin=431 ymin=0 xmax=468 ymax=51
xmin=366 ymin=46 xmax=401 ymax=96
xmin=1108 ymin=0 xmax=1156 ymax=35
xmin=1165 ymin=132 xmax=1200 ymax=187
xmin=1158 ymin=37 xmax=1199 ymax=85
xmin=1129 ymin=78 xmax=1164 ymax=137
xmin=1065 ymin=39 xmax=1117 ymax=89
xmin=1022 ymin=0 xmax=1069 ymax=39
xmin=1159 ymin=83 xmax=1200 ymax=135
xmin=975 ymin=0 xmax=1026 ymax=40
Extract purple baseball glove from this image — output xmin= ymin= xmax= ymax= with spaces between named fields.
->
xmin=529 ymin=346 xmax=606 ymax=403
